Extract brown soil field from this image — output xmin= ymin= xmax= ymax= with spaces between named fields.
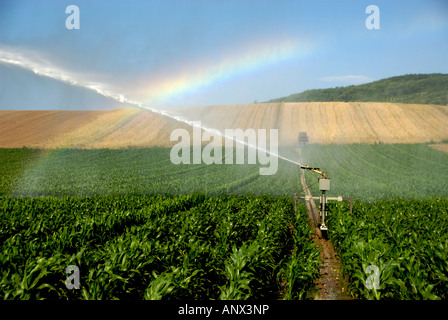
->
xmin=0 ymin=109 xmax=192 ymax=149
xmin=0 ymin=110 xmax=110 ymax=148
xmin=1 ymin=102 xmax=447 ymax=148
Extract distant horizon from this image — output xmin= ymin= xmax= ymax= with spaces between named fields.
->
xmin=1 ymin=72 xmax=446 ymax=111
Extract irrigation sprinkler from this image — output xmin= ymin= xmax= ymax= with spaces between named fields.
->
xmin=298 ymin=164 xmax=353 ymax=236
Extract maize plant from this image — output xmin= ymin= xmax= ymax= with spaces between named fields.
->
xmin=327 ymin=198 xmax=448 ymax=300
xmin=0 ymin=194 xmax=319 ymax=300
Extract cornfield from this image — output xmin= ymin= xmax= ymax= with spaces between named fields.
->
xmin=0 ymin=194 xmax=320 ymax=300
xmin=327 ymin=198 xmax=448 ymax=299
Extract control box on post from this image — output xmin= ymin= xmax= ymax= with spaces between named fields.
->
xmin=319 ymin=178 xmax=330 ymax=191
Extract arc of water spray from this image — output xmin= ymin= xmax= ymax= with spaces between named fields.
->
xmin=0 ymin=47 xmax=305 ymax=167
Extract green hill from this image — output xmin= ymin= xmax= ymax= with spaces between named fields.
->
xmin=267 ymin=73 xmax=448 ymax=105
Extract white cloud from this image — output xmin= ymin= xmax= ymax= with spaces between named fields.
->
xmin=318 ymin=75 xmax=374 ymax=84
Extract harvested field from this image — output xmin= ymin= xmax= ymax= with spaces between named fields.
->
xmin=0 ymin=109 xmax=192 ymax=149
xmin=0 ymin=110 xmax=109 ymax=148
xmin=1 ymin=102 xmax=447 ymax=148
xmin=178 ymin=102 xmax=448 ymax=145
xmin=430 ymin=143 xmax=448 ymax=153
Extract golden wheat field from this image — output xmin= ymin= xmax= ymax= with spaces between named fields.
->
xmin=1 ymin=102 xmax=448 ymax=149
xmin=178 ymin=102 xmax=448 ymax=145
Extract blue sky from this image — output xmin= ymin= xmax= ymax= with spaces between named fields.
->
xmin=0 ymin=0 xmax=447 ymax=110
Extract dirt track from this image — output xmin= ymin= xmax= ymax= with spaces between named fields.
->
xmin=1 ymin=102 xmax=448 ymax=149
xmin=297 ymin=148 xmax=353 ymax=300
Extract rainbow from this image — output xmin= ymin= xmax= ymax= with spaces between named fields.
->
xmin=134 ymin=36 xmax=314 ymax=105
